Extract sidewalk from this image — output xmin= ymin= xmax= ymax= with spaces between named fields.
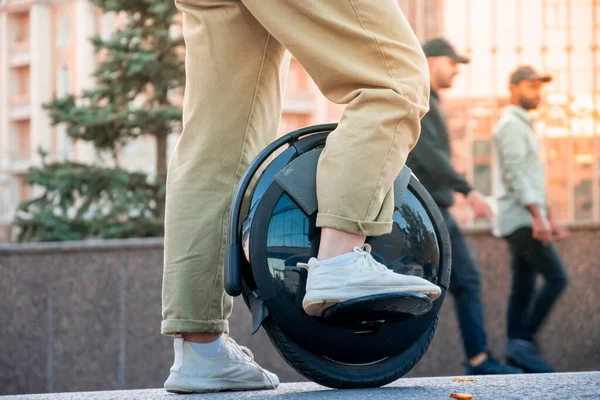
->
xmin=3 ymin=372 xmax=598 ymax=400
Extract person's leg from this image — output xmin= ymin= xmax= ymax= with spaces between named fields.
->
xmin=444 ymin=213 xmax=487 ymax=360
xmin=240 ymin=0 xmax=439 ymax=315
xmin=505 ymin=229 xmax=537 ymax=341
xmin=162 ymin=0 xmax=286 ymax=392
xmin=504 ymin=227 xmax=567 ymax=373
xmin=162 ymin=0 xmax=287 ymax=337
xmin=519 ymin=238 xmax=569 ymax=338
xmin=241 ymin=0 xmax=429 ymax=242
xmin=444 ymin=212 xmax=522 ymax=375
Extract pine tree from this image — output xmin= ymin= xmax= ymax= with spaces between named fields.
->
xmin=14 ymin=0 xmax=184 ymax=242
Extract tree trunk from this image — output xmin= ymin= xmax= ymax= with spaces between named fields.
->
xmin=155 ymin=130 xmax=168 ymax=220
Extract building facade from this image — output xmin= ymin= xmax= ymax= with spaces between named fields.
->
xmin=0 ymin=0 xmax=106 ymax=241
xmin=280 ymin=0 xmax=599 ymax=228
xmin=0 ymin=0 xmax=597 ymax=242
xmin=441 ymin=0 xmax=598 ymax=226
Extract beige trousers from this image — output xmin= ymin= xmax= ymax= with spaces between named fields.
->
xmin=161 ymin=0 xmax=429 ymax=335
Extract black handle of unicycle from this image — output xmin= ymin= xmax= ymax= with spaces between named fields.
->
xmin=225 ymin=123 xmax=337 ymax=297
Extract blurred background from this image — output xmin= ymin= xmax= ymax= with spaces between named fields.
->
xmin=0 ymin=0 xmax=598 ymax=396
xmin=0 ymin=0 xmax=598 ymax=239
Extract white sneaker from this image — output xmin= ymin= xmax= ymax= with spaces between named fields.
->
xmin=301 ymin=244 xmax=442 ymax=316
xmin=164 ymin=337 xmax=279 ymax=393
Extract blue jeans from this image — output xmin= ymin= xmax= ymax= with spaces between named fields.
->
xmin=504 ymin=227 xmax=569 ymax=341
xmin=442 ymin=211 xmax=488 ymax=359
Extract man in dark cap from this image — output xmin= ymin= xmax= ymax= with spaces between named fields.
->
xmin=492 ymin=66 xmax=570 ymax=373
xmin=406 ymin=38 xmax=523 ymax=375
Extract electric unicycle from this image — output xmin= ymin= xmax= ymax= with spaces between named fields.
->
xmin=225 ymin=123 xmax=451 ymax=389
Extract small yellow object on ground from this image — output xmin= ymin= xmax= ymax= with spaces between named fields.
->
xmin=450 ymin=393 xmax=474 ymax=399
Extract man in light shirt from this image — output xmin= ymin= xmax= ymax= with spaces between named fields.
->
xmin=406 ymin=38 xmax=522 ymax=376
xmin=492 ymin=66 xmax=570 ymax=373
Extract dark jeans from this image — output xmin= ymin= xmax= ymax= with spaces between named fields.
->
xmin=442 ymin=210 xmax=487 ymax=359
xmin=504 ymin=227 xmax=569 ymax=341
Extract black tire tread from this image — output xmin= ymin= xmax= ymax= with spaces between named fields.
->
xmin=263 ymin=315 xmax=439 ymax=389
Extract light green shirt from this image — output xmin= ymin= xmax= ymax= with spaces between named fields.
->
xmin=491 ymin=105 xmax=547 ymax=237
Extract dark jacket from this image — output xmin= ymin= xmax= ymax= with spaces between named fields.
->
xmin=405 ymin=90 xmax=472 ymax=209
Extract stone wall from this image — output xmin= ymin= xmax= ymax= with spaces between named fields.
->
xmin=1 ymin=225 xmax=599 ymax=395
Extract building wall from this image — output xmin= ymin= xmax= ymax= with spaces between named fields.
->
xmin=0 ymin=0 xmax=441 ymax=242
xmin=1 ymin=1 xmax=47 ymax=241
xmin=1 ymin=0 xmax=598 ymax=242
xmin=278 ymin=0 xmax=599 ymax=228
xmin=0 ymin=0 xmax=108 ymax=242
xmin=277 ymin=0 xmax=444 ymax=137
xmin=441 ymin=0 xmax=599 ymax=225
xmin=1 ymin=226 xmax=599 ymax=395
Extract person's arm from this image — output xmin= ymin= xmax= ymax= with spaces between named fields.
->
xmin=410 ymin=115 xmax=473 ymax=196
xmin=526 ymin=203 xmax=544 ymax=219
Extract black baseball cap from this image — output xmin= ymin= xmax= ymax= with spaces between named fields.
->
xmin=422 ymin=38 xmax=470 ymax=63
xmin=510 ymin=65 xmax=552 ymax=85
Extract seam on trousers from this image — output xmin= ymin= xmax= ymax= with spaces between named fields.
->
xmin=161 ymin=318 xmax=229 ymax=335
xmin=209 ymin=33 xmax=273 ymax=321
xmin=174 ymin=7 xmax=195 ymax=323
xmin=347 ymin=0 xmax=406 ymax=95
xmin=363 ymin=104 xmax=414 ymax=222
xmin=318 ymin=212 xmax=393 ymax=226
xmin=347 ymin=0 xmax=414 ymax=222
xmin=357 ymin=221 xmax=366 ymax=235
xmin=317 ymin=212 xmax=392 ymax=236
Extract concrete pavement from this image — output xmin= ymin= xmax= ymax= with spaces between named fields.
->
xmin=2 ymin=372 xmax=599 ymax=400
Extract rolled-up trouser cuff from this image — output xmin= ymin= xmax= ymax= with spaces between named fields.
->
xmin=316 ymin=212 xmax=393 ymax=236
xmin=161 ymin=318 xmax=229 ymax=336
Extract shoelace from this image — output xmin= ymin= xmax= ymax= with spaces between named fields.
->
xmin=353 ymin=245 xmax=393 ymax=274
xmin=228 ymin=338 xmax=254 ymax=363
xmin=228 ymin=338 xmax=276 ymax=388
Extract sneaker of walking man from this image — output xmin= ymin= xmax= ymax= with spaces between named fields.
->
xmin=492 ymin=66 xmax=570 ymax=373
xmin=405 ymin=38 xmax=522 ymax=376
xmin=162 ymin=0 xmax=440 ymax=393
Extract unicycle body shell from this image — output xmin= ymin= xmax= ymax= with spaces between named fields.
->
xmin=224 ymin=123 xmax=451 ymax=389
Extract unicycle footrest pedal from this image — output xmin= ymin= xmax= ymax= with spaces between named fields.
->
xmin=322 ymin=292 xmax=433 ymax=327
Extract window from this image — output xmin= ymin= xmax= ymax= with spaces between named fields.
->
xmin=15 ymin=174 xmax=31 ymax=202
xmin=574 ymin=179 xmax=593 ymax=221
xmin=14 ymin=66 xmax=30 ymax=99
xmin=57 ymin=124 xmax=72 ymax=158
xmin=56 ymin=66 xmax=71 ymax=97
xmin=16 ymin=121 xmax=30 ymax=159
xmin=474 ymin=164 xmax=492 ymax=197
xmin=56 ymin=17 xmax=71 ymax=48
xmin=12 ymin=13 xmax=29 ymax=44
xmin=572 ymin=137 xmax=596 ymax=221
xmin=545 ymin=137 xmax=570 ymax=221
xmin=544 ymin=0 xmax=569 ymax=30
xmin=472 ymin=139 xmax=492 ymax=196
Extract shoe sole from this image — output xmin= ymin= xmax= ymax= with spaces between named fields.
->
xmin=165 ymin=376 xmax=278 ymax=394
xmin=166 ymin=386 xmax=275 ymax=394
xmin=506 ymin=358 xmax=555 ymax=374
xmin=303 ymin=285 xmax=441 ymax=317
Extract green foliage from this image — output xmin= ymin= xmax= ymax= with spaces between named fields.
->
xmin=14 ymin=0 xmax=183 ymax=242
xmin=43 ymin=0 xmax=184 ymax=156
xmin=15 ymin=157 xmax=164 ymax=242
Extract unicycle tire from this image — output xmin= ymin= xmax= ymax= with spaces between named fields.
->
xmin=262 ymin=313 xmax=439 ymax=389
